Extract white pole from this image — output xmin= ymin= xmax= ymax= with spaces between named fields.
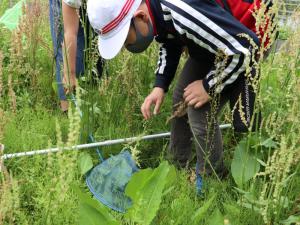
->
xmin=1 ymin=124 xmax=231 ymax=160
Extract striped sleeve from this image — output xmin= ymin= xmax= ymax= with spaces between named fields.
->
xmin=154 ymin=40 xmax=183 ymax=92
xmin=161 ymin=0 xmax=260 ymax=93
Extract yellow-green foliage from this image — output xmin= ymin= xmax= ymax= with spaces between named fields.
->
xmin=0 ymin=0 xmax=299 ymax=224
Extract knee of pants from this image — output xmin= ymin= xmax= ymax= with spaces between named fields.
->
xmin=188 ymin=118 xmax=208 ymax=138
xmin=188 ymin=106 xmax=219 ymax=136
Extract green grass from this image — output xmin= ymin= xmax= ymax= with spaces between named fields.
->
xmin=0 ymin=1 xmax=300 ymax=225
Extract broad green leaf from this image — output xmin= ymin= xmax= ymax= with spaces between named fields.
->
xmin=245 ymin=134 xmax=261 ymax=149
xmin=251 ymin=135 xmax=278 ymax=150
xmin=164 ymin=165 xmax=176 ymax=187
xmin=125 ymin=161 xmax=175 ymax=225
xmin=162 ymin=186 xmax=175 ymax=197
xmin=260 ymin=137 xmax=278 ymax=148
xmin=78 ymin=153 xmax=93 ymax=175
xmin=192 ymin=193 xmax=217 ymax=225
xmin=79 ymin=202 xmax=119 ymax=225
xmin=0 ymin=0 xmax=25 ymax=30
xmin=125 ymin=168 xmax=153 ymax=200
xmin=231 ymin=140 xmax=260 ymax=187
xmin=161 ymin=166 xmax=176 ymax=197
xmin=74 ymin=186 xmax=119 ymax=225
xmin=208 ymin=209 xmax=224 ymax=225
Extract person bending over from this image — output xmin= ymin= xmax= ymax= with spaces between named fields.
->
xmin=87 ymin=0 xmax=261 ymax=191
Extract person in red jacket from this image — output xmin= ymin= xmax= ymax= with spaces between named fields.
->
xmin=216 ymin=0 xmax=272 ymax=48
xmin=216 ymin=0 xmax=259 ymax=33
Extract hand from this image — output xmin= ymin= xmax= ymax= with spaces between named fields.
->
xmin=141 ymin=87 xmax=165 ymax=120
xmin=183 ymin=80 xmax=210 ymax=108
xmin=63 ymin=74 xmax=77 ymax=94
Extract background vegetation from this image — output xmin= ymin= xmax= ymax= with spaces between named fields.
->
xmin=0 ymin=0 xmax=299 ymax=224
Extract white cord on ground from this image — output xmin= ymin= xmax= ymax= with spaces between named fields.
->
xmin=1 ymin=124 xmax=231 ymax=160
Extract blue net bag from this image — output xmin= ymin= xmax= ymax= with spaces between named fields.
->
xmin=70 ymin=95 xmax=138 ymax=212
xmin=86 ymin=150 xmax=139 ymax=213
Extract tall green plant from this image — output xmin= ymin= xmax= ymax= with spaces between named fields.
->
xmin=125 ymin=161 xmax=176 ymax=225
xmin=231 ymin=138 xmax=260 ymax=187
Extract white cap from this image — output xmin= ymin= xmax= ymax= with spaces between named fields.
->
xmin=87 ymin=0 xmax=142 ymax=59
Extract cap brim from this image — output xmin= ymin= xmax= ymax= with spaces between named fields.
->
xmin=98 ymin=20 xmax=131 ymax=60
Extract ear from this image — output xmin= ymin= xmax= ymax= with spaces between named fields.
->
xmin=133 ymin=10 xmax=149 ymax=23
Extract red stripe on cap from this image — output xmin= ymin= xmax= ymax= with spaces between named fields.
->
xmin=101 ymin=0 xmax=135 ymax=35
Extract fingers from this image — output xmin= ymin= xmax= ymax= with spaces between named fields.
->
xmin=185 ymin=94 xmax=201 ymax=107
xmin=187 ymin=98 xmax=199 ymax=106
xmin=183 ymin=80 xmax=209 ymax=108
xmin=153 ymin=99 xmax=162 ymax=115
xmin=184 ymin=93 xmax=196 ymax=103
xmin=183 ymin=88 xmax=192 ymax=99
xmin=194 ymin=101 xmax=204 ymax=108
xmin=141 ymin=102 xmax=147 ymax=119
xmin=141 ymin=98 xmax=153 ymax=120
xmin=184 ymin=96 xmax=204 ymax=108
xmin=183 ymin=82 xmax=196 ymax=99
xmin=141 ymin=98 xmax=162 ymax=119
xmin=184 ymin=91 xmax=203 ymax=107
xmin=141 ymin=87 xmax=165 ymax=120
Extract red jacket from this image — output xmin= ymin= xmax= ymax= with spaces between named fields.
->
xmin=215 ymin=0 xmax=260 ymax=33
xmin=215 ymin=0 xmax=269 ymax=46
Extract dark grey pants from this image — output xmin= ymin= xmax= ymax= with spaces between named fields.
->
xmin=169 ymin=57 xmax=260 ymax=175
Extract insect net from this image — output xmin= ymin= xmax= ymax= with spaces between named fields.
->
xmin=85 ymin=150 xmax=138 ymax=213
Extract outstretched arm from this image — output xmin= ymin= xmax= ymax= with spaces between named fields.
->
xmin=141 ymin=39 xmax=183 ymax=120
xmin=62 ymin=1 xmax=80 ymax=92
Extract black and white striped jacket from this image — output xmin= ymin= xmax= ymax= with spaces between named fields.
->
xmin=150 ymin=0 xmax=260 ymax=93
